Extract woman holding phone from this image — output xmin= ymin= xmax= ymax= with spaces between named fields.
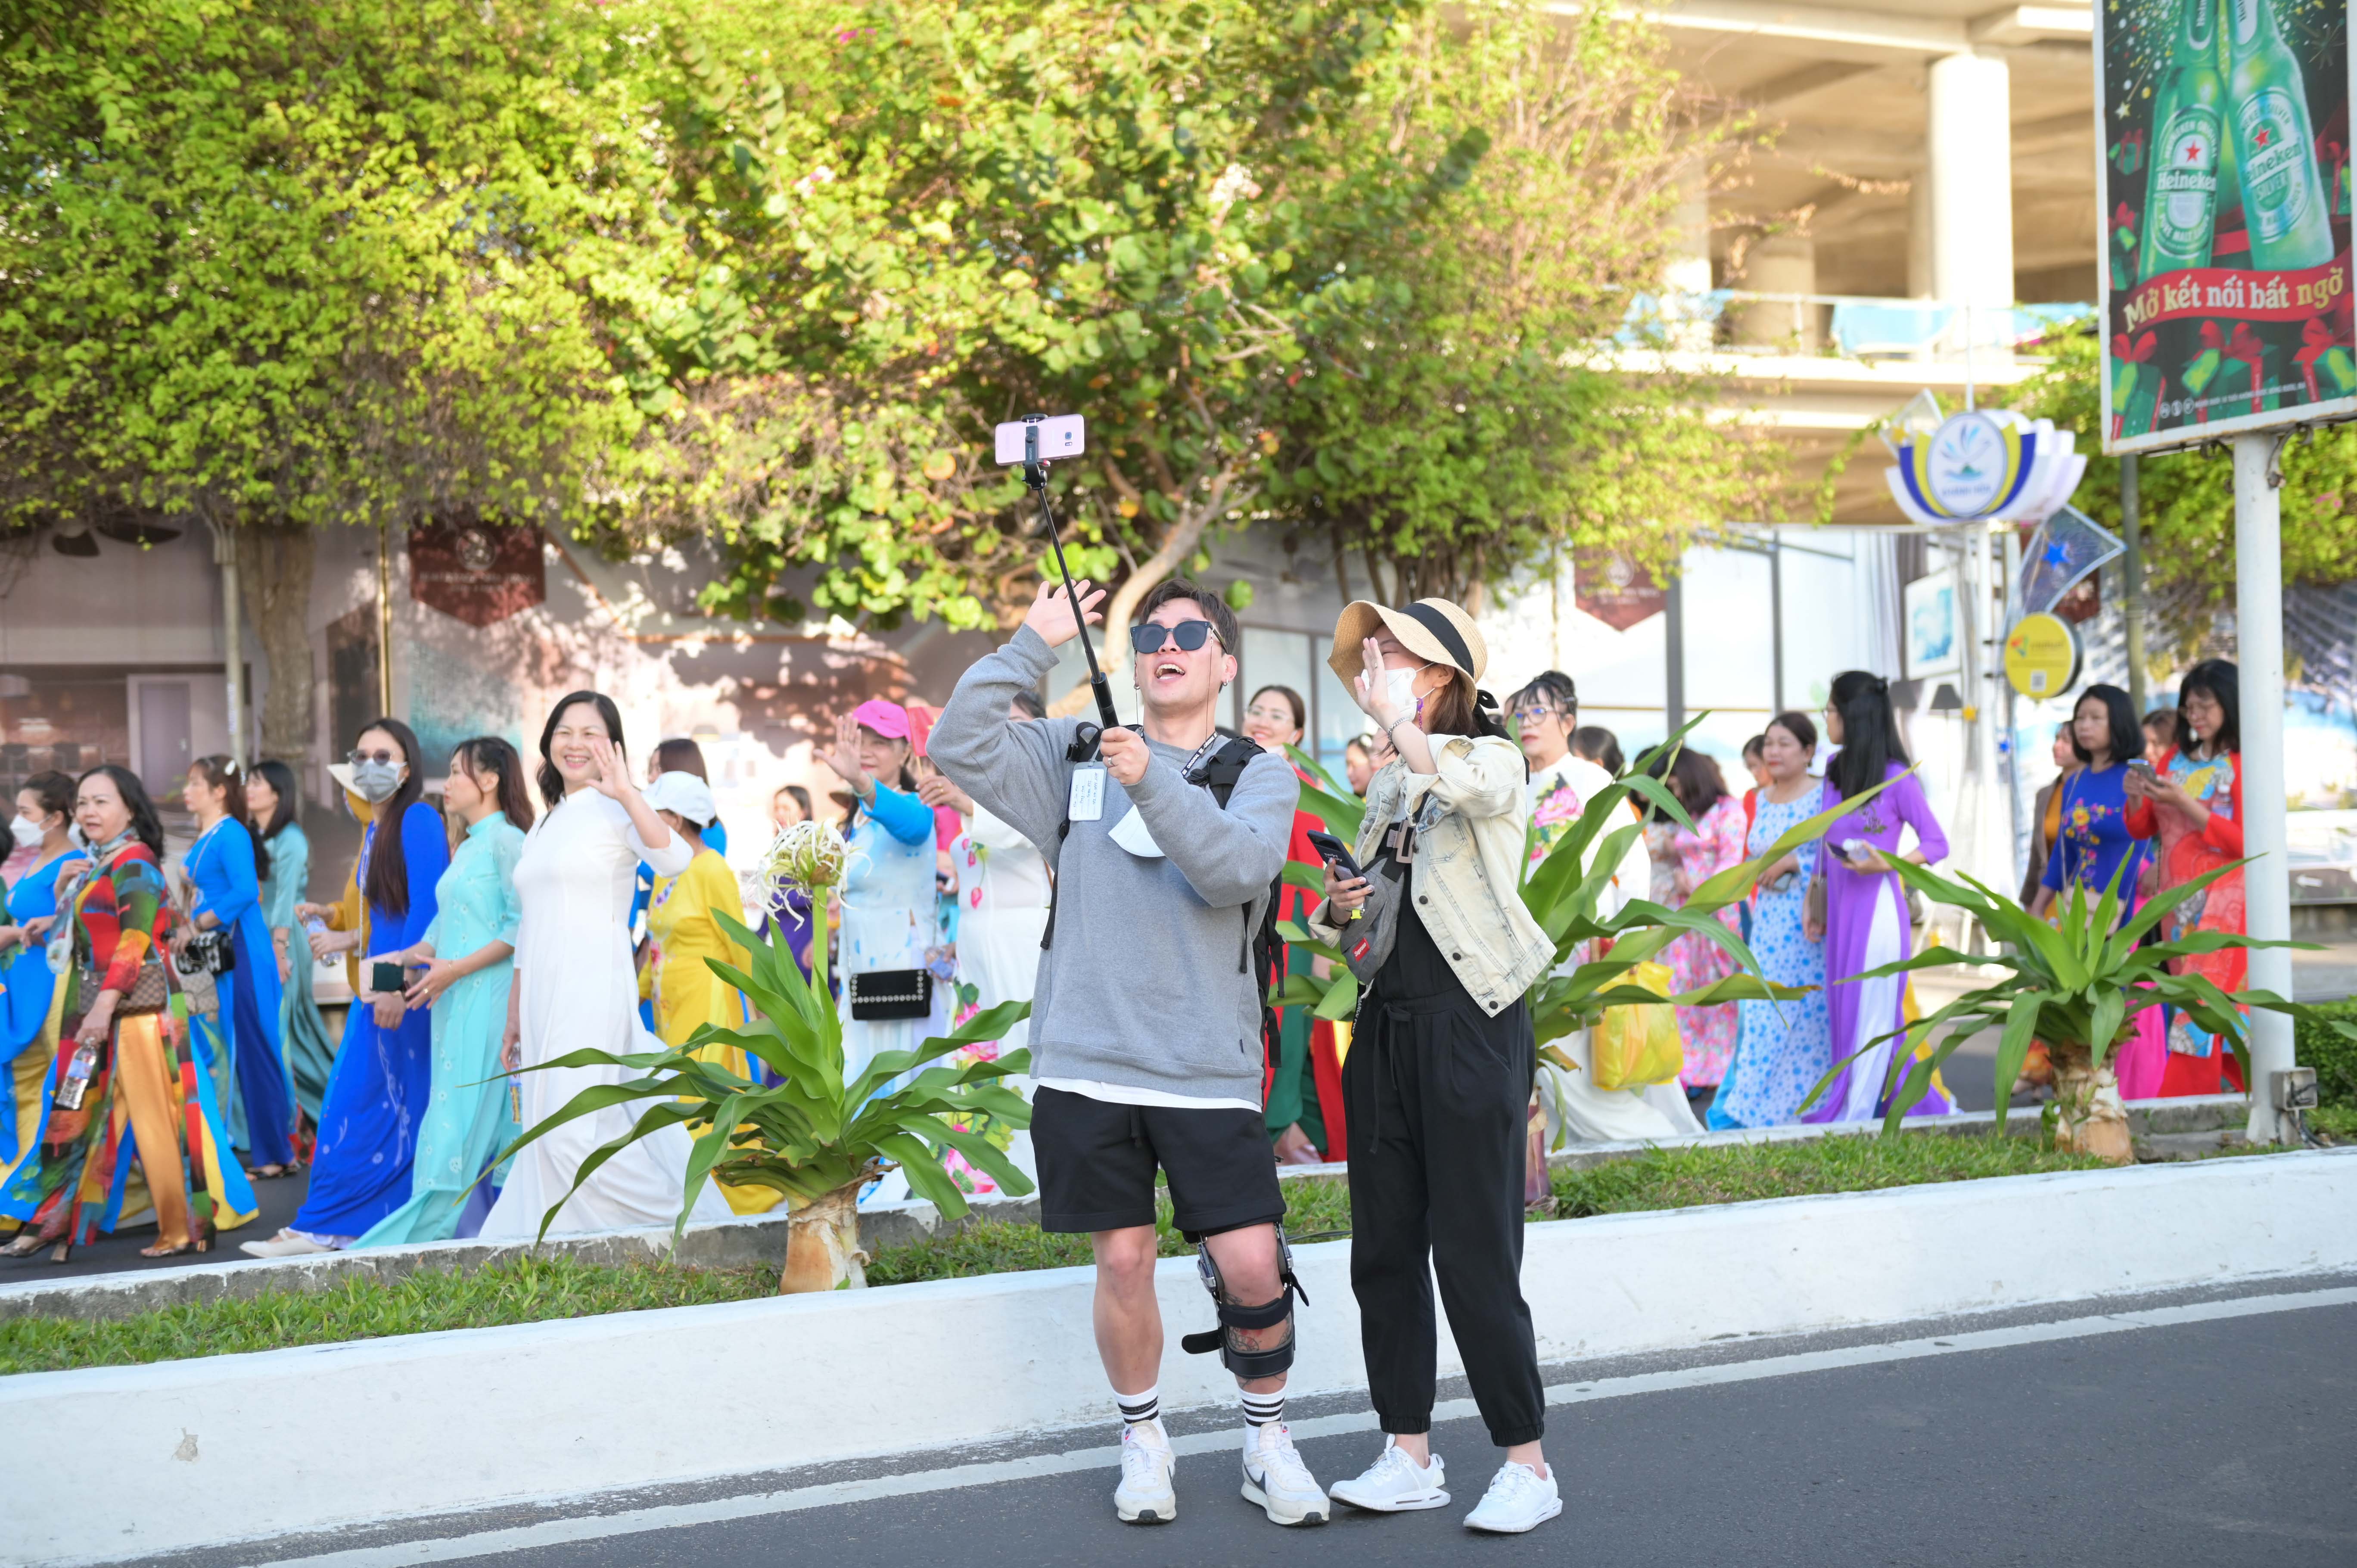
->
xmin=1307 ymin=597 xmax=1561 ymax=1535
xmin=2124 ymin=660 xmax=2247 ymax=1096
xmin=1803 ymin=671 xmax=1954 ymax=1124
xmin=243 ymin=720 xmax=448 ymax=1256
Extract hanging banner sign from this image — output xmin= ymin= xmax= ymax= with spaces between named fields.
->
xmin=408 ymin=517 xmax=547 ymax=628
xmin=2097 ymin=0 xmax=2357 ymax=453
xmin=1573 ymin=552 xmax=1668 ymax=631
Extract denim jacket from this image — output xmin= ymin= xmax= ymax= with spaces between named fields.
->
xmin=1308 ymin=733 xmax=1553 ymax=1017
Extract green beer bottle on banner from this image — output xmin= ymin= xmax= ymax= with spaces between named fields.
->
xmin=2228 ymin=0 xmax=2334 ymax=268
xmin=2140 ymin=0 xmax=2226 ymax=278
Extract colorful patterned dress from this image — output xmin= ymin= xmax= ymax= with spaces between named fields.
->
xmin=1664 ymin=795 xmax=1748 ymax=1087
xmin=2041 ymin=763 xmax=2162 ymax=1097
xmin=8 ymin=836 xmax=256 ymax=1252
xmin=1716 ymin=788 xmax=1830 ymax=1127
xmin=2125 ymin=747 xmax=2245 ymax=1097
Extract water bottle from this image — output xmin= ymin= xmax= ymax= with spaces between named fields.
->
xmin=55 ymin=1038 xmax=100 ymax=1111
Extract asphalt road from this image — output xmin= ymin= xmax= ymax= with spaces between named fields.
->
xmin=162 ymin=1277 xmax=2357 ymax=1568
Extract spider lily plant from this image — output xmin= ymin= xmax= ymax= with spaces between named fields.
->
xmin=1802 ymin=854 xmax=2320 ymax=1162
xmin=500 ymin=825 xmax=1033 ymax=1292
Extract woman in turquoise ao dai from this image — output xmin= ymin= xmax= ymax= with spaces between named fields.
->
xmin=355 ymin=739 xmax=530 ymax=1248
xmin=245 ymin=760 xmax=341 ymax=1125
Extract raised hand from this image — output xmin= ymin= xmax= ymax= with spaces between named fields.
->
xmin=1022 ymin=577 xmax=1106 ymax=650
xmin=583 ymin=735 xmax=635 ymax=803
xmin=828 ymin=714 xmax=872 ymax=799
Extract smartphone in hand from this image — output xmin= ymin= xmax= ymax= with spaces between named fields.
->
xmin=1305 ymin=829 xmax=1364 ymax=883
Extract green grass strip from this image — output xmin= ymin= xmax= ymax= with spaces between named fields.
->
xmin=0 ymin=1133 xmax=2137 ymax=1376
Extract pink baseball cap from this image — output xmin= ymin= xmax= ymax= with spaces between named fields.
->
xmin=849 ymin=697 xmax=912 ymax=740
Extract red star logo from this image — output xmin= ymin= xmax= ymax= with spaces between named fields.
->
xmin=2187 ymin=142 xmax=2202 ymax=160
xmin=2256 ymin=128 xmax=2273 ymax=147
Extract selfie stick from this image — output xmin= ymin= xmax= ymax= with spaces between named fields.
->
xmin=1023 ymin=422 xmax=1121 ymax=745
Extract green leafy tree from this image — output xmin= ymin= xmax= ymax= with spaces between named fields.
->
xmin=0 ymin=0 xmax=666 ymax=753
xmin=1265 ymin=6 xmax=1774 ymax=605
xmin=621 ymin=0 xmax=1417 ymax=644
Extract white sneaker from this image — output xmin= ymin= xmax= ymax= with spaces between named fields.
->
xmin=1464 ymin=1460 xmax=1562 ymax=1534
xmin=1331 ymin=1439 xmax=1450 ymax=1512
xmin=237 ymin=1229 xmax=334 ymax=1259
xmin=1113 ymin=1426 xmax=1177 ymax=1525
xmin=1240 ymin=1422 xmax=1329 ymax=1526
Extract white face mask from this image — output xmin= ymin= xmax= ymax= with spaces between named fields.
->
xmin=1383 ymin=666 xmax=1421 ymax=715
xmin=9 ymin=815 xmax=41 ymax=851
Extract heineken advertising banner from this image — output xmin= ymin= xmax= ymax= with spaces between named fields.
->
xmin=2099 ymin=0 xmax=2357 ymax=452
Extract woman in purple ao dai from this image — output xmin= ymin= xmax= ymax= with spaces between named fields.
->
xmin=1804 ymin=671 xmax=1954 ymax=1123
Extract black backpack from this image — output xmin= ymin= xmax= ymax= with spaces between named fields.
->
xmin=1040 ymin=734 xmax=1288 ymax=1064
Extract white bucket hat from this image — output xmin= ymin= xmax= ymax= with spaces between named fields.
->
xmin=644 ymin=770 xmax=719 ymax=829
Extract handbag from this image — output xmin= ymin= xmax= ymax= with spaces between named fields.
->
xmin=177 ymin=928 xmax=235 ymax=978
xmin=849 ymin=967 xmax=933 ymax=1021
xmin=1591 ymin=960 xmax=1683 ymax=1090
xmin=77 ymin=953 xmax=174 ymax=1016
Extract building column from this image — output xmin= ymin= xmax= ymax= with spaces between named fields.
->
xmin=1732 ymin=235 xmax=1819 ymax=351
xmin=1925 ymin=50 xmax=2015 ymax=350
xmin=1666 ymin=166 xmax=1714 ymax=350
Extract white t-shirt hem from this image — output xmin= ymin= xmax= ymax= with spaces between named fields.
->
xmin=1035 ymin=1077 xmax=1261 ymax=1113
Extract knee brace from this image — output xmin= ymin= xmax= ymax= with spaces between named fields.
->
xmin=1180 ymin=1230 xmax=1306 ymax=1380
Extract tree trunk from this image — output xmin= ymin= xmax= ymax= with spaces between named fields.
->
xmin=780 ymin=1181 xmax=869 ymax=1292
xmin=2049 ymin=1042 xmax=2132 ymax=1165
xmin=236 ymin=521 xmax=317 ymax=766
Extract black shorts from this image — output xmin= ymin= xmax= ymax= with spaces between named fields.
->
xmin=1032 ymin=1087 xmax=1286 ymax=1240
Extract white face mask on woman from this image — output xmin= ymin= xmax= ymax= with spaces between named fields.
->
xmin=1384 ymin=665 xmax=1422 ymax=716
xmin=9 ymin=814 xmax=41 ymax=851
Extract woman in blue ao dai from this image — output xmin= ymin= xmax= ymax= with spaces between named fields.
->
xmin=0 ymin=773 xmax=87 ymax=1220
xmin=180 ymin=756 xmax=296 ymax=1176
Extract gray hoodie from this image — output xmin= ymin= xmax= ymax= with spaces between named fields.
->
xmin=928 ymin=627 xmax=1297 ymax=1104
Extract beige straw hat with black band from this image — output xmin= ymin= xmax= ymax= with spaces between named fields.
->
xmin=1328 ymin=598 xmax=1488 ymax=688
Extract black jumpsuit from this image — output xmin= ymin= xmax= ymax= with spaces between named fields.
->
xmin=1343 ymin=854 xmax=1545 ymax=1448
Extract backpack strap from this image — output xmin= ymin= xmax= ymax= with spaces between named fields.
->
xmin=1039 ymin=736 xmax=1266 ymax=953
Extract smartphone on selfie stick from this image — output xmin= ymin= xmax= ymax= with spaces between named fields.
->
xmin=998 ymin=415 xmax=1119 ymax=762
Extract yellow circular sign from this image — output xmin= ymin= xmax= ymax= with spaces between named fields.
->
xmin=2003 ymin=612 xmax=2080 ymax=699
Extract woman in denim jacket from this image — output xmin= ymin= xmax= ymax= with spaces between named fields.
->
xmin=1306 ymin=597 xmax=1560 ymax=1536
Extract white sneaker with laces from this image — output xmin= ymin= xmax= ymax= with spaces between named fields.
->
xmin=1113 ymin=1425 xmax=1177 ymax=1525
xmin=1240 ymin=1422 xmax=1330 ymax=1526
xmin=237 ymin=1229 xmax=334 ymax=1260
xmin=1330 ymin=1439 xmax=1450 ymax=1512
xmin=1464 ymin=1460 xmax=1562 ymax=1534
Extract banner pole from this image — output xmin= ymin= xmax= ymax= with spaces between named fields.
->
xmin=2235 ymin=432 xmax=2294 ymax=1143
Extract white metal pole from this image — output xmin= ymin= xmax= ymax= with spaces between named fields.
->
xmin=2234 ymin=432 xmax=2293 ymax=1144
xmin=210 ymin=519 xmax=248 ymax=772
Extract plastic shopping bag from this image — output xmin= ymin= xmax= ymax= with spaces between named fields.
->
xmin=1591 ymin=960 xmax=1682 ymax=1090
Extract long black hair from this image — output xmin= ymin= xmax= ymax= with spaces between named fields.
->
xmin=191 ymin=755 xmax=269 ymax=885
xmin=357 ymin=717 xmax=427 ymax=918
xmin=2071 ymin=683 xmax=2142 ymax=767
xmin=76 ymin=764 xmax=166 ymax=862
xmin=538 ymin=690 xmax=627 ymax=812
xmin=2175 ymin=659 xmax=2240 ymax=756
xmin=452 ymin=736 xmax=536 ymax=833
xmin=1826 ymin=670 xmax=1909 ymax=798
xmin=249 ymin=759 xmax=300 ymax=842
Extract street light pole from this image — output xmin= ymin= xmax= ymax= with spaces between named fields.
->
xmin=2234 ymin=432 xmax=2294 ymax=1144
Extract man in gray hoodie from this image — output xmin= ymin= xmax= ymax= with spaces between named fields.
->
xmin=930 ymin=574 xmax=1327 ymax=1529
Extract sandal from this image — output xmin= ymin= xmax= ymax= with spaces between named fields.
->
xmin=0 ymin=1233 xmax=45 ymax=1259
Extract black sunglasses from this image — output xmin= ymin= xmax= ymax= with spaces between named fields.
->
xmin=1130 ymin=620 xmax=1221 ymax=655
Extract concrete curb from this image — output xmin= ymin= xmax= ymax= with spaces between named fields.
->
xmin=4 ymin=1144 xmax=2352 ymax=1567
xmin=0 ymin=1095 xmax=2252 ymax=1324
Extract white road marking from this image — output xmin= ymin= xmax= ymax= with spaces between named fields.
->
xmin=238 ymin=1285 xmax=2357 ymax=1568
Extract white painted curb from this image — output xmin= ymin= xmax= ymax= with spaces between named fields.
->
xmin=6 ymin=1148 xmax=2356 ymax=1566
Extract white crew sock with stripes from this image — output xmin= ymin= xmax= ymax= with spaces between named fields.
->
xmin=1241 ymin=1389 xmax=1286 ymax=1428
xmin=1116 ymin=1385 xmax=1166 ymax=1445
